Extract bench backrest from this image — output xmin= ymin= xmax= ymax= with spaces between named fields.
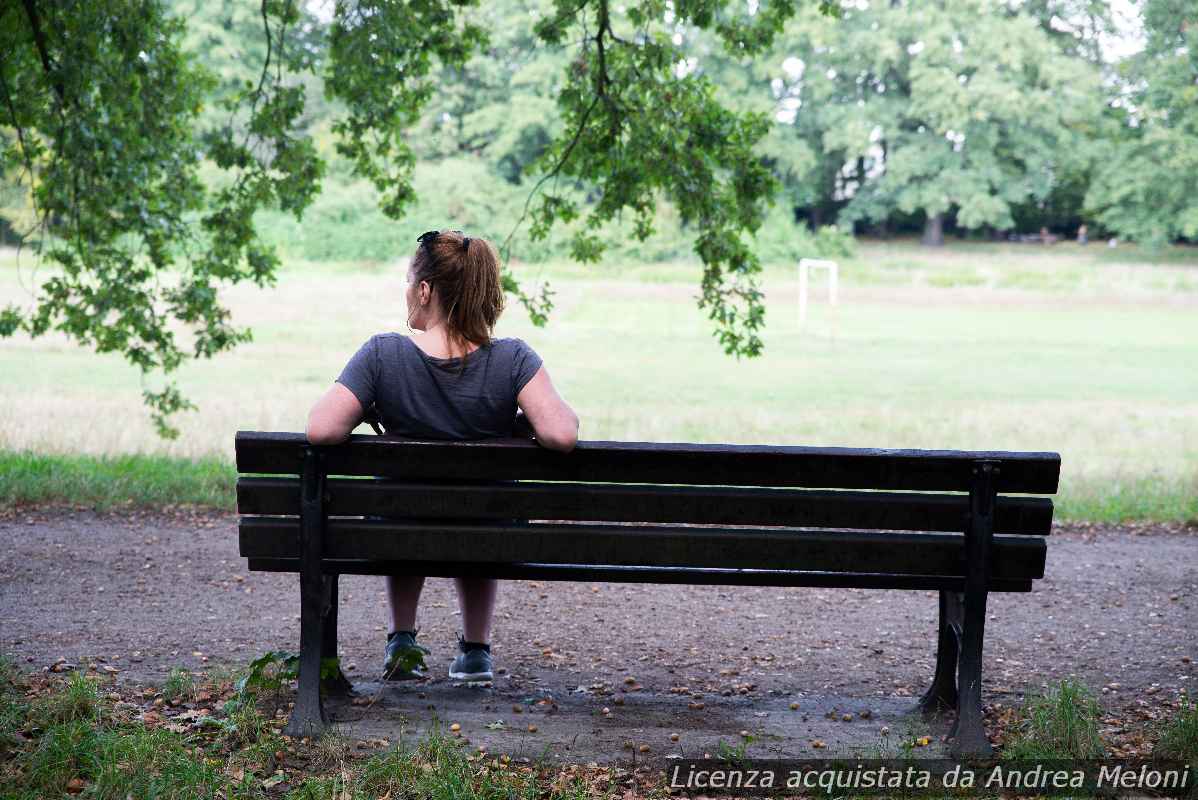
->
xmin=235 ymin=431 xmax=1060 ymax=591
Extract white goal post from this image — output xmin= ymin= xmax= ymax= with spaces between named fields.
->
xmin=798 ymin=258 xmax=839 ymax=326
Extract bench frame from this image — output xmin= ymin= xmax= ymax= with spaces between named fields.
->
xmin=237 ymin=433 xmax=1056 ymax=757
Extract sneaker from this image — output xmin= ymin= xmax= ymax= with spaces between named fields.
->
xmin=383 ymin=630 xmax=430 ymax=681
xmin=449 ymin=636 xmax=493 ymax=681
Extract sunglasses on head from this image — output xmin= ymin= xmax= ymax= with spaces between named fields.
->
xmin=418 ymin=229 xmax=471 ymax=251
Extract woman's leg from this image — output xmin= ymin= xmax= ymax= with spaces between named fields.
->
xmin=453 ymin=577 xmax=498 ymax=643
xmin=386 ymin=575 xmax=426 ymax=633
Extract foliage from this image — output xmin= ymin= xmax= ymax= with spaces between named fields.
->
xmin=255 ymin=156 xmax=855 ymax=265
xmin=762 ymin=0 xmax=1103 ymax=244
xmin=1003 ymin=678 xmax=1105 ymax=759
xmin=1085 ymin=0 xmax=1198 ymax=247
xmin=0 ymin=0 xmax=326 ymax=437
xmin=235 ymin=650 xmax=299 ymax=698
xmin=713 ymin=733 xmax=751 ymax=762
xmin=233 ymin=650 xmax=343 ymax=703
xmin=0 ymin=0 xmax=822 ymax=434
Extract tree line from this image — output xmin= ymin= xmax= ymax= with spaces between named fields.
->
xmin=136 ymin=0 xmax=1195 ymax=249
xmin=0 ymin=0 xmax=1193 ymax=433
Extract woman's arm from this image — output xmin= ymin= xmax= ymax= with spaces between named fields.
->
xmin=517 ymin=366 xmax=579 ymax=452
xmin=306 ymin=382 xmax=365 ymax=445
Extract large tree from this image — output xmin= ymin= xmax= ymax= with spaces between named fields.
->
xmin=0 ymin=0 xmax=802 ymax=435
xmin=764 ymin=0 xmax=1103 ymax=244
xmin=1085 ymin=0 xmax=1198 ymax=246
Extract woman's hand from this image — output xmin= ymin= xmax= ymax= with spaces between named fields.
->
xmin=306 ymin=382 xmax=364 ymax=445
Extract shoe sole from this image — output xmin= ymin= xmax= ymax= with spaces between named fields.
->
xmin=449 ymin=670 xmax=493 ymax=681
xmin=383 ymin=668 xmax=427 ymax=681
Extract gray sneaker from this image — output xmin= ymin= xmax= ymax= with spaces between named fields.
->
xmin=383 ymin=630 xmax=430 ymax=681
xmin=449 ymin=636 xmax=493 ymax=681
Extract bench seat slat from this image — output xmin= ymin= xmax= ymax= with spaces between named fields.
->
xmin=239 ymin=518 xmax=1046 ymax=580
xmin=244 ymin=558 xmax=1034 ymax=592
xmin=237 ymin=477 xmax=1054 ymax=534
xmin=235 ymin=431 xmax=1061 ymax=493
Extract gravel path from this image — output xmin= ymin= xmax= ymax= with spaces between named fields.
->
xmin=1 ymin=507 xmax=1193 ymax=760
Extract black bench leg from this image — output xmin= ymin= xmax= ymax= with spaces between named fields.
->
xmin=918 ymin=590 xmax=961 ymax=714
xmin=286 ymin=448 xmax=328 ymax=738
xmin=950 ymin=461 xmax=998 ymax=758
xmin=320 ymin=573 xmax=355 ymax=697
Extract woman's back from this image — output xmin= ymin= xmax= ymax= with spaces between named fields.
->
xmin=305 ymin=227 xmax=578 ymax=683
xmin=336 ymin=333 xmax=542 ymax=439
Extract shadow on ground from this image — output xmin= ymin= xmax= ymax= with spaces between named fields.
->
xmin=326 ymin=678 xmax=948 ymax=763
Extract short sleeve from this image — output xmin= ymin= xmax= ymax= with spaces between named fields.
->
xmin=510 ymin=338 xmax=543 ymax=395
xmin=336 ymin=336 xmax=379 ymax=409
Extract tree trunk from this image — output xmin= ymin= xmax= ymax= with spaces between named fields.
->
xmin=809 ymin=206 xmax=825 ymax=230
xmin=922 ymin=213 xmax=945 ymax=246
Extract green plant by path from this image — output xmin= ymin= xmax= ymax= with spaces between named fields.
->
xmin=1002 ymin=678 xmax=1105 ymax=760
xmin=1155 ymin=692 xmax=1198 ymax=763
xmin=163 ymin=667 xmax=196 ymax=704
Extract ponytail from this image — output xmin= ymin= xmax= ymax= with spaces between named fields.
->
xmin=410 ymin=230 xmax=505 ymax=363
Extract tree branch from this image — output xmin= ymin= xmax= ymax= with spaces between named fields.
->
xmin=20 ymin=0 xmax=66 ymax=105
xmin=500 ymin=94 xmax=602 ymax=261
xmin=0 ymin=69 xmax=36 ymax=188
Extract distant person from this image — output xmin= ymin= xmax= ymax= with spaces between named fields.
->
xmin=1077 ymin=224 xmax=1088 ymax=245
xmin=305 ymin=229 xmax=580 ymax=682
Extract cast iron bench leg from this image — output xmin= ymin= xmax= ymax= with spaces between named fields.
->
xmin=950 ymin=461 xmax=997 ymax=758
xmin=285 ymin=448 xmax=329 ymax=737
xmin=321 ymin=573 xmax=354 ymax=696
xmin=918 ymin=590 xmax=961 ymax=714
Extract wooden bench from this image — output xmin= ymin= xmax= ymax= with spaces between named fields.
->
xmin=234 ymin=430 xmax=1060 ymax=756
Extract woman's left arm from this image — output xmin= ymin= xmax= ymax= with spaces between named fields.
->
xmin=306 ymin=382 xmax=365 ymax=445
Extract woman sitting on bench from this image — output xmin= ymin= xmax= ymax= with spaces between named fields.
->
xmin=304 ymin=228 xmax=580 ymax=682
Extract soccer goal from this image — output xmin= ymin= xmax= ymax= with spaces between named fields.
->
xmin=798 ymin=258 xmax=839 ymax=326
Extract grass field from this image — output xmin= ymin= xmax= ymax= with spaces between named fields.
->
xmin=1 ymin=239 xmax=1195 ymax=521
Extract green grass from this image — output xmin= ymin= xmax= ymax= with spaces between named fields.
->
xmin=1 ymin=448 xmax=1192 ymax=522
xmin=0 ymin=657 xmax=624 ymax=800
xmin=0 ymin=450 xmax=235 ymax=510
xmin=1155 ymin=692 xmax=1198 ymax=762
xmin=2 ymin=240 xmax=1196 ymax=523
xmin=163 ymin=667 xmax=197 ymax=704
xmin=1002 ymin=679 xmax=1106 ymax=760
xmin=1057 ymin=476 xmax=1198 ymax=523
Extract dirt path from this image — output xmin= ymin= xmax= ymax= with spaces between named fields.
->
xmin=1 ymin=507 xmax=1193 ymax=761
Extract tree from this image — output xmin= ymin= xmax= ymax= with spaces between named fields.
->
xmin=763 ymin=0 xmax=1102 ymax=245
xmin=1085 ymin=0 xmax=1198 ymax=246
xmin=0 ymin=0 xmax=807 ymax=435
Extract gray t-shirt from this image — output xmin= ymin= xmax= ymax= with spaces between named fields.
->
xmin=335 ymin=333 xmax=543 ymax=439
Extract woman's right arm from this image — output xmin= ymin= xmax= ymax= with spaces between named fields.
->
xmin=517 ymin=365 xmax=579 ymax=452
